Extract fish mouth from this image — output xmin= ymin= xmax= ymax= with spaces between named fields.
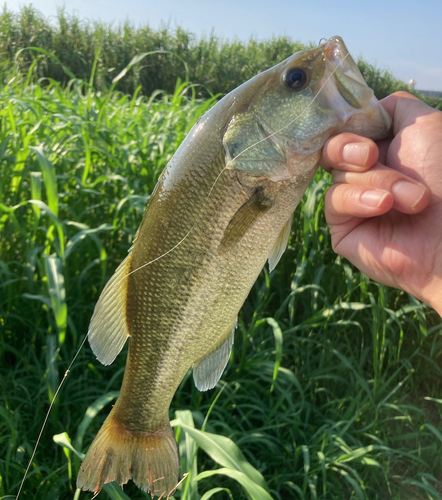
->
xmin=323 ymin=37 xmax=367 ymax=86
xmin=316 ymin=36 xmax=392 ymax=137
xmin=322 ymin=36 xmax=373 ymax=108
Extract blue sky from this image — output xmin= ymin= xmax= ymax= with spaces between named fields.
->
xmin=5 ymin=0 xmax=442 ymax=91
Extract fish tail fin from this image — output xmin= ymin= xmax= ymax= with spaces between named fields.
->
xmin=77 ymin=413 xmax=179 ymax=498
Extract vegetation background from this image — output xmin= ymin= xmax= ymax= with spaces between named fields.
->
xmin=1 ymin=5 xmax=442 ymax=500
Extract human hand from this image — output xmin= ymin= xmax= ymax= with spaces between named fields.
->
xmin=320 ymin=91 xmax=442 ymax=315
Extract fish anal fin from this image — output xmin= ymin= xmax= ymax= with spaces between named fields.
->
xmin=88 ymin=255 xmax=132 ymax=366
xmin=77 ymin=412 xmax=179 ymax=497
xmin=220 ymin=186 xmax=274 ymax=251
xmin=193 ymin=321 xmax=236 ymax=391
xmin=268 ymin=214 xmax=293 ymax=273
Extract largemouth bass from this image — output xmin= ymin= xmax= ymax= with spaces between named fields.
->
xmin=77 ymin=36 xmax=391 ymax=497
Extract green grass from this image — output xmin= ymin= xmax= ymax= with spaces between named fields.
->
xmin=1 ymin=60 xmax=442 ymax=500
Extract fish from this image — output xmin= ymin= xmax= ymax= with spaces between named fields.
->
xmin=77 ymin=36 xmax=392 ymax=497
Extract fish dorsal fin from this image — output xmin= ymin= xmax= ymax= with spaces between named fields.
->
xmin=268 ymin=214 xmax=293 ymax=273
xmin=88 ymin=254 xmax=132 ymax=366
xmin=193 ymin=320 xmax=236 ymax=391
xmin=220 ymin=187 xmax=274 ymax=251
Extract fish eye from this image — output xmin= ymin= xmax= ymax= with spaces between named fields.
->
xmin=283 ymin=67 xmax=309 ymax=91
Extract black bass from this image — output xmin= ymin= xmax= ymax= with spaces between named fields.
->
xmin=77 ymin=36 xmax=391 ymax=497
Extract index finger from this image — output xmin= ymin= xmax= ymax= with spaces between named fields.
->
xmin=319 ymin=133 xmax=379 ymax=173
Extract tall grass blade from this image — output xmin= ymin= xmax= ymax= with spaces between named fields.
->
xmin=45 ymin=334 xmax=58 ymax=403
xmin=30 ymin=171 xmax=42 ymax=223
xmin=266 ymin=317 xmax=283 ymax=392
xmin=172 ymin=421 xmax=268 ymax=491
xmin=200 ymin=488 xmax=233 ymax=500
xmin=30 ymin=145 xmax=59 ymax=218
xmin=195 ymin=469 xmax=273 ymax=500
xmin=44 ymin=254 xmax=67 ymax=345
xmin=176 ymin=410 xmax=198 ymax=500
xmin=74 ymin=391 xmax=119 ymax=453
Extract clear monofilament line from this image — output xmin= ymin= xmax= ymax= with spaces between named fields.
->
xmin=17 ymin=53 xmax=352 ymax=498
xmin=116 ymin=222 xmax=198 ymax=286
xmin=16 ymin=334 xmax=89 ymax=500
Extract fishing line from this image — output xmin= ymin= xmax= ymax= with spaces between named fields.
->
xmin=18 ymin=45 xmax=350 ymax=498
xmin=15 ymin=232 xmax=200 ymax=497
xmin=17 ymin=193 xmax=198 ymax=497
xmin=117 ymin=157 xmax=222 ymax=284
xmin=16 ymin=334 xmax=89 ymax=500
xmin=116 ymin=222 xmax=198 ymax=285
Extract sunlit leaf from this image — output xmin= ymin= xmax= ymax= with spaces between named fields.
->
xmin=171 ymin=421 xmax=268 ymax=491
xmin=195 ymin=469 xmax=272 ymax=500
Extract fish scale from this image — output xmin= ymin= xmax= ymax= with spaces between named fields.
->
xmin=77 ymin=36 xmax=392 ymax=497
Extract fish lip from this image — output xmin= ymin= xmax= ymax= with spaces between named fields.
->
xmin=316 ymin=36 xmax=392 ymax=134
xmin=321 ymin=36 xmax=367 ymax=87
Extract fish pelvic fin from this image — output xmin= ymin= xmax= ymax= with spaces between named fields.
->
xmin=268 ymin=213 xmax=293 ymax=273
xmin=77 ymin=413 xmax=179 ymax=498
xmin=88 ymin=254 xmax=132 ymax=365
xmin=193 ymin=320 xmax=236 ymax=391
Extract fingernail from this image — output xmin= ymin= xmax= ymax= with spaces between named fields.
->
xmin=392 ymin=181 xmax=426 ymax=208
xmin=361 ymin=190 xmax=388 ymax=208
xmin=342 ymin=143 xmax=369 ymax=166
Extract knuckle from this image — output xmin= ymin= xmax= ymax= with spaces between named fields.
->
xmin=392 ymin=90 xmax=412 ymax=99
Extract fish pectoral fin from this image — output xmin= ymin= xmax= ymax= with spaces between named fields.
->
xmin=219 ymin=186 xmax=274 ymax=251
xmin=193 ymin=320 xmax=236 ymax=391
xmin=268 ymin=214 xmax=293 ymax=273
xmin=88 ymin=255 xmax=131 ymax=366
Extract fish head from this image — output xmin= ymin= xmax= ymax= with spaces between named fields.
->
xmin=223 ymin=36 xmax=392 ymax=182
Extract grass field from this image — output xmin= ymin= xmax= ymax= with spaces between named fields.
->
xmin=1 ymin=5 xmax=442 ymax=110
xmin=1 ymin=44 xmax=442 ymax=500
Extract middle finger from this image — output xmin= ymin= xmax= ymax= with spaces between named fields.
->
xmin=332 ymin=164 xmax=429 ymax=213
